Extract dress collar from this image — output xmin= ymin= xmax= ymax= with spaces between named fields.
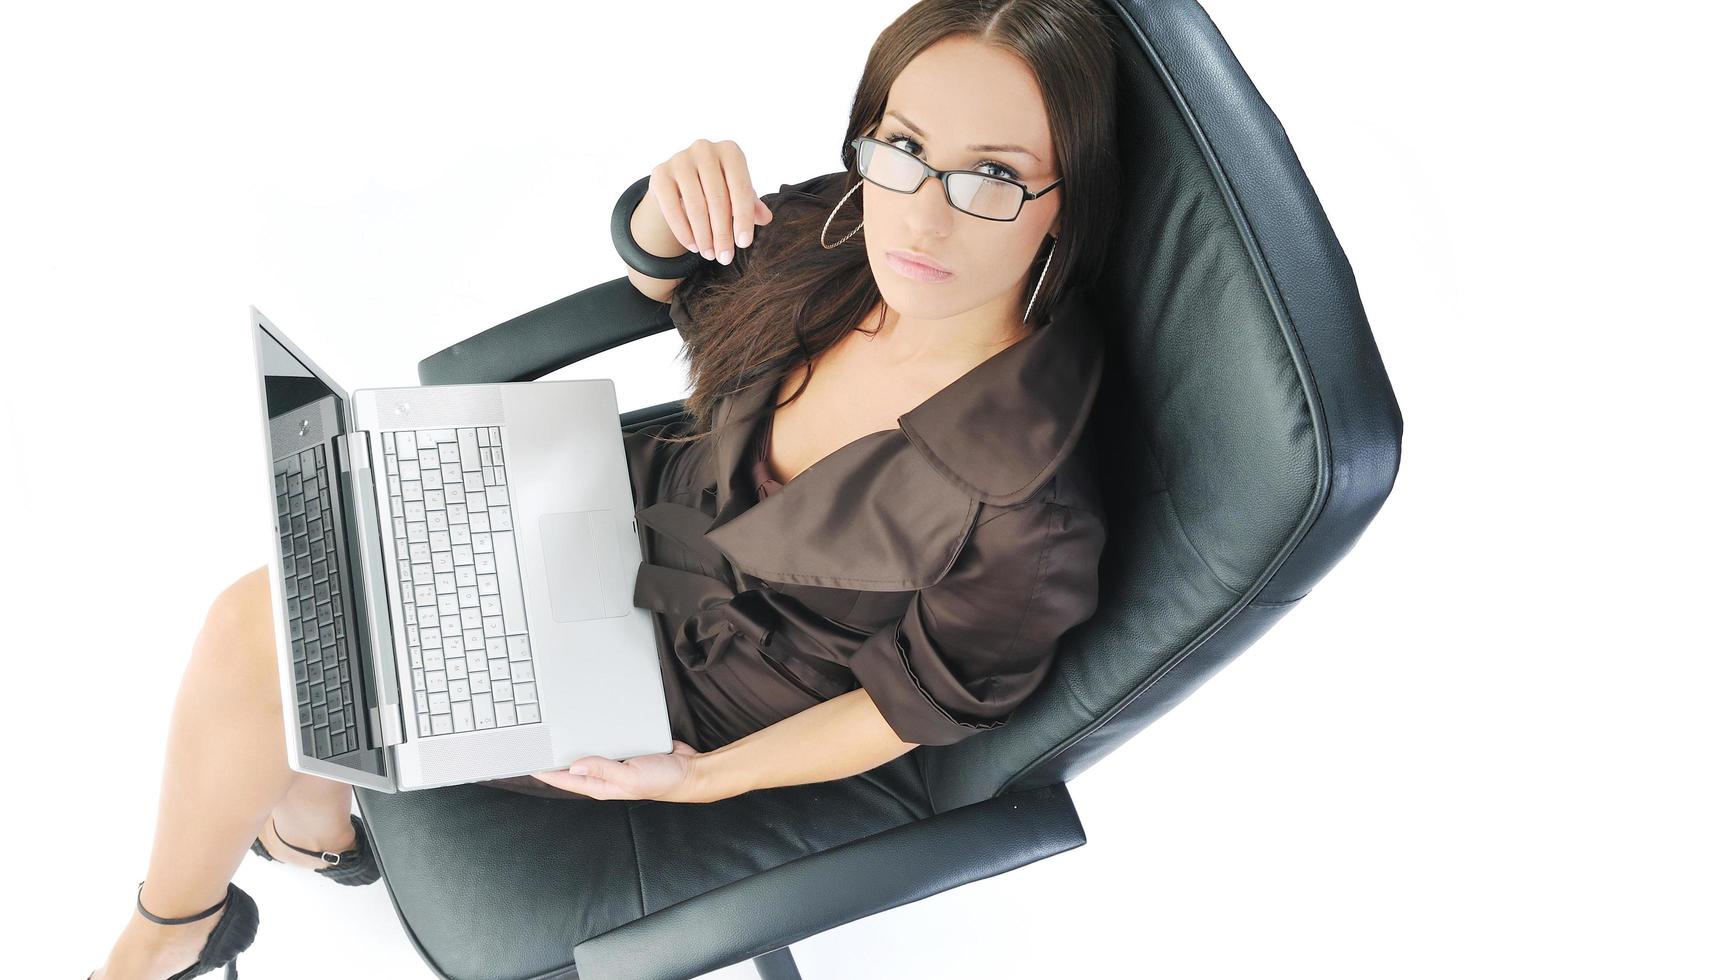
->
xmin=695 ymin=286 xmax=1105 ymax=590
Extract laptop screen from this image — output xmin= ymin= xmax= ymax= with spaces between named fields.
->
xmin=254 ymin=316 xmax=388 ymax=782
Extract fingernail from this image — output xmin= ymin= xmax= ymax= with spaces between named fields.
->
xmin=702 ymin=249 xmax=714 ymax=260
xmin=718 ymin=249 xmax=733 ymax=264
xmin=737 ymin=230 xmax=752 ymax=247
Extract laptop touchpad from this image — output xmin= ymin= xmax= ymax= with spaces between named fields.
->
xmin=538 ymin=510 xmax=628 ymax=622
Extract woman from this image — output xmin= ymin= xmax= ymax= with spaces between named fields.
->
xmin=89 ymin=1 xmax=1120 ymax=976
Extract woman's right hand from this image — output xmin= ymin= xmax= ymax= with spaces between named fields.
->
xmin=648 ymin=139 xmax=775 ymax=266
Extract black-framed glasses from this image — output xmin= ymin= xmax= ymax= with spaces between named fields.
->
xmin=848 ymin=136 xmax=1063 ymax=222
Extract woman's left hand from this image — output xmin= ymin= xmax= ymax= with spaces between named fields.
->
xmin=530 ymin=739 xmax=707 ymax=802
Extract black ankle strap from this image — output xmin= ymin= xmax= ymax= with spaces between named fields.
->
xmin=135 ymin=880 xmax=229 ymax=926
xmin=269 ymin=816 xmax=348 ymax=866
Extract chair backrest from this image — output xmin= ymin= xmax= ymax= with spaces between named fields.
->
xmin=914 ymin=0 xmax=1404 ymax=813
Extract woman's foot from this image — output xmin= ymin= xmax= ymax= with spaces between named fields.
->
xmin=89 ymin=889 xmax=226 ymax=980
xmin=255 ymin=807 xmax=359 ymax=871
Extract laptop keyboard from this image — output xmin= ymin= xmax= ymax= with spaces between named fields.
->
xmin=382 ymin=426 xmax=542 ymax=738
xmin=274 ymin=445 xmax=361 ymax=760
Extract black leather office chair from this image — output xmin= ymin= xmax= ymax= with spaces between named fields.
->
xmin=353 ymin=1 xmax=1404 ymax=976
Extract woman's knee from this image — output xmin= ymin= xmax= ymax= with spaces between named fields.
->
xmin=196 ymin=564 xmax=279 ymax=676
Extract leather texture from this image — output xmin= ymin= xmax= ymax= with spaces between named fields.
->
xmin=376 ymin=1 xmax=1403 ymax=977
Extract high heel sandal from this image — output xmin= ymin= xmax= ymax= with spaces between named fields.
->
xmin=248 ymin=812 xmax=381 ymax=886
xmin=87 ymin=880 xmax=259 ymax=980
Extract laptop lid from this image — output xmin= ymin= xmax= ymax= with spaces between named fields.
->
xmin=250 ymin=306 xmax=394 ymax=792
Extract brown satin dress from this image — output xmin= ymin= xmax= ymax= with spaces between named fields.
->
xmin=473 ymin=169 xmax=1108 ymax=802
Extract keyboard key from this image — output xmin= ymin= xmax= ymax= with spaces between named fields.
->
xmin=452 ymin=702 xmax=474 ymax=732
xmin=495 ymin=701 xmax=516 ymax=726
xmin=516 ymin=703 xmax=540 ymax=724
xmin=492 ymin=532 xmax=527 ymax=633
xmin=472 ymin=693 xmax=495 ymax=728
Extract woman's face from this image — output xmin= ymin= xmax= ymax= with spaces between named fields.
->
xmin=860 ymin=35 xmax=1061 ymax=326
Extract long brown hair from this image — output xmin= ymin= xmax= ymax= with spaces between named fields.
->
xmin=661 ymin=0 xmax=1121 ymax=447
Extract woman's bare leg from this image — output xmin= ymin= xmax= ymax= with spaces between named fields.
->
xmin=92 ymin=564 xmax=356 ymax=980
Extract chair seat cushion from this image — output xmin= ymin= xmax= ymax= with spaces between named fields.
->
xmin=356 ymin=754 xmax=930 ymax=980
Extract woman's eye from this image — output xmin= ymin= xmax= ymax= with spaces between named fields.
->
xmin=977 ymin=161 xmax=1020 ymax=181
xmin=885 ymin=133 xmax=921 ymax=154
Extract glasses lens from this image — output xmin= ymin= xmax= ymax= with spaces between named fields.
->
xmin=859 ymin=139 xmax=927 ymax=192
xmin=946 ymin=173 xmax=1025 ymax=220
xmin=854 ymin=139 xmax=1027 ymax=220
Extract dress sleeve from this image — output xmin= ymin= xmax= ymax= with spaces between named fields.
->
xmin=664 ymin=170 xmax=850 ymax=347
xmin=846 ymin=495 xmax=1106 ymax=746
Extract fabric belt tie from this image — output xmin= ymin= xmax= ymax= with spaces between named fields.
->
xmin=632 ymin=500 xmax=780 ymax=672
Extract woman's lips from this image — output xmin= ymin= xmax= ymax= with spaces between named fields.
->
xmin=885 ymin=249 xmax=953 ymax=282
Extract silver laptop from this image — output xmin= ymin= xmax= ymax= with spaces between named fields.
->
xmin=250 ymin=306 xmax=672 ymax=792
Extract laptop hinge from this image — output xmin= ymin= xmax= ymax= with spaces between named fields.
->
xmin=334 ymin=429 xmax=409 ymax=749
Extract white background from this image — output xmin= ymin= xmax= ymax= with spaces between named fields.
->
xmin=5 ymin=1 xmax=1709 ymax=978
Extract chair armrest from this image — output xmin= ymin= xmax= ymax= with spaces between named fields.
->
xmin=417 ymin=275 xmax=675 ymax=386
xmin=571 ymin=782 xmax=1086 ymax=980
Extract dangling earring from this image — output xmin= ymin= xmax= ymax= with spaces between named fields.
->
xmin=821 ymin=180 xmax=864 ymax=249
xmin=1023 ymin=235 xmax=1057 ymax=325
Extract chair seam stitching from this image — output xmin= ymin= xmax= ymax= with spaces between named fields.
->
xmin=624 ymin=802 xmax=647 ymax=917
